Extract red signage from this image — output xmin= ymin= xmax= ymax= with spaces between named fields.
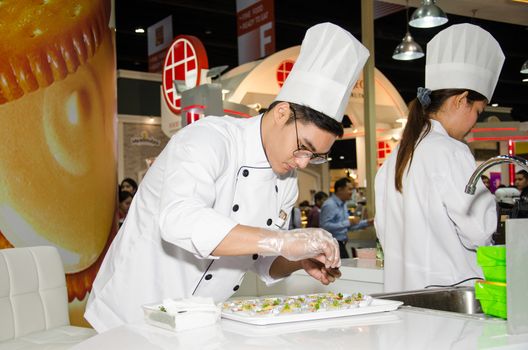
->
xmin=237 ymin=0 xmax=274 ymax=36
xmin=183 ymin=104 xmax=206 ymax=125
xmin=162 ymin=35 xmax=209 ymax=114
xmin=236 ymin=0 xmax=275 ymax=64
xmin=276 ymin=59 xmax=294 ymax=88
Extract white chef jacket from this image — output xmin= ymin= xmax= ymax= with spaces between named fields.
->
xmin=85 ymin=114 xmax=298 ymax=332
xmin=375 ymin=120 xmax=496 ymax=292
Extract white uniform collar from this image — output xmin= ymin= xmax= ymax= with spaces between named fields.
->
xmin=243 ymin=114 xmax=270 ymax=168
xmin=430 ymin=119 xmax=449 ymax=137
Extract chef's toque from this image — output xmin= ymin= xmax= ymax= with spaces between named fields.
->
xmin=275 ymin=22 xmax=369 ymax=123
xmin=425 ymin=23 xmax=505 ymax=101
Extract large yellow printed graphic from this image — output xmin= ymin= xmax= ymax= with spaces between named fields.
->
xmin=0 ymin=0 xmax=117 ymax=324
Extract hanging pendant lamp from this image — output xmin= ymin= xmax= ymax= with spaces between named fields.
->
xmin=393 ymin=4 xmax=424 ymax=60
xmin=521 ymin=59 xmax=528 ymax=74
xmin=409 ymin=0 xmax=448 ymax=28
xmin=393 ymin=32 xmax=424 ymax=60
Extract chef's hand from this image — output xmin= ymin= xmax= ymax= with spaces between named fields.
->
xmin=301 ymin=258 xmax=341 ymax=285
xmin=257 ymin=228 xmax=341 ymax=268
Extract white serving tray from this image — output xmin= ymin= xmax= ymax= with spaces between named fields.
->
xmin=221 ymin=298 xmax=402 ymax=325
xmin=221 ymin=311 xmax=402 ymax=337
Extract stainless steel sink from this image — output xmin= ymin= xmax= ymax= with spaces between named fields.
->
xmin=372 ymin=286 xmax=483 ymax=315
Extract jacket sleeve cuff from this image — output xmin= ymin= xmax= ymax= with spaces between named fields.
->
xmin=254 ymin=256 xmax=285 ymax=285
xmin=191 ymin=212 xmax=239 ymax=258
xmin=160 ymin=207 xmax=239 ymax=259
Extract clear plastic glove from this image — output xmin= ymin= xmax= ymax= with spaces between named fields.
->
xmin=257 ymin=228 xmax=341 ymax=268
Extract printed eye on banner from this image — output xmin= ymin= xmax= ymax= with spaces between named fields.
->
xmin=162 ymin=35 xmax=209 ymax=114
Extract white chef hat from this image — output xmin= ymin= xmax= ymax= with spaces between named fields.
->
xmin=275 ymin=22 xmax=369 ymax=123
xmin=425 ymin=23 xmax=505 ymax=101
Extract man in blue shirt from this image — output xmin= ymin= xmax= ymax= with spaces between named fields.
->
xmin=320 ymin=177 xmax=371 ymax=258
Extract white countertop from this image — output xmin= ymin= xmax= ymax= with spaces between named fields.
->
xmin=71 ymin=307 xmax=528 ymax=350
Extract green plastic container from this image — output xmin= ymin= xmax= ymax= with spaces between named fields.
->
xmin=475 ymin=280 xmax=507 ymax=319
xmin=477 ymin=245 xmax=506 ymax=283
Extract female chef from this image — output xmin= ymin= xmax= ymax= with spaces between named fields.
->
xmin=375 ymin=24 xmax=504 ymax=292
xmin=85 ymin=23 xmax=369 ymax=332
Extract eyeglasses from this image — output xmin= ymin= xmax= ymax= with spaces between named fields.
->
xmin=291 ymin=107 xmax=329 ymax=165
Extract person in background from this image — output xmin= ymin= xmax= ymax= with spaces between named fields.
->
xmin=481 ymin=175 xmax=491 ymax=191
xmin=320 ymin=178 xmax=372 ymax=258
xmin=515 ymin=170 xmax=528 ymax=199
xmin=375 ymin=24 xmax=504 ymax=292
xmin=514 ymin=170 xmax=528 ymax=218
xmin=120 ymin=177 xmax=138 ymax=196
xmin=85 ymin=22 xmax=370 ymax=332
xmin=307 ymin=191 xmax=328 ymax=228
xmin=118 ymin=190 xmax=133 ymax=227
xmin=290 ymin=200 xmax=311 ymax=229
xmin=288 ymin=205 xmax=303 ymax=229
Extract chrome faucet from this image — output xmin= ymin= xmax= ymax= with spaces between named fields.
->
xmin=465 ymin=155 xmax=528 ymax=195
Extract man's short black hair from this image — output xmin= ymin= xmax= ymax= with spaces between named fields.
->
xmin=334 ymin=177 xmax=351 ymax=192
xmin=267 ymin=101 xmax=344 ymax=137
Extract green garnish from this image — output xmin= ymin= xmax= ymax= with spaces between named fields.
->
xmin=159 ymin=306 xmax=167 ymax=312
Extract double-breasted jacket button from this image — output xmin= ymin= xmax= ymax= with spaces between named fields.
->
xmin=232 ymin=204 xmax=239 ymax=212
xmin=205 ymin=274 xmax=213 ymax=280
xmin=252 ymin=254 xmax=258 ymax=260
xmin=242 ymin=169 xmax=249 ymax=177
xmin=266 ymin=218 xmax=273 ymax=226
xmin=233 ymin=285 xmax=240 ymax=291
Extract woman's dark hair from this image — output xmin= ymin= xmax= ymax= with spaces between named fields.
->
xmin=120 ymin=177 xmax=138 ymax=192
xmin=119 ymin=190 xmax=133 ymax=203
xmin=267 ymin=101 xmax=344 ymax=137
xmin=314 ymin=191 xmax=328 ymax=202
xmin=395 ymin=89 xmax=487 ymax=192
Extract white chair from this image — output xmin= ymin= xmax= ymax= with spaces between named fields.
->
xmin=0 ymin=246 xmax=96 ymax=349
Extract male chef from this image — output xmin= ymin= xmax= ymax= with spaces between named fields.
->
xmin=85 ymin=22 xmax=369 ymax=332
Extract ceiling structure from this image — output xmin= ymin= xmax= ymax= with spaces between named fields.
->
xmin=115 ymin=0 xmax=528 ymax=122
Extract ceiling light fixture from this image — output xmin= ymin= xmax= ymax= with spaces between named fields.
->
xmin=521 ymin=59 xmax=528 ymax=74
xmin=393 ymin=2 xmax=424 ymax=60
xmin=135 ymin=28 xmax=145 ymax=34
xmin=409 ymin=0 xmax=448 ymax=28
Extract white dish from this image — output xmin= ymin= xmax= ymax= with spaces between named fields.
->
xmin=143 ymin=302 xmax=220 ymax=332
xmin=221 ymin=297 xmax=402 ymax=325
